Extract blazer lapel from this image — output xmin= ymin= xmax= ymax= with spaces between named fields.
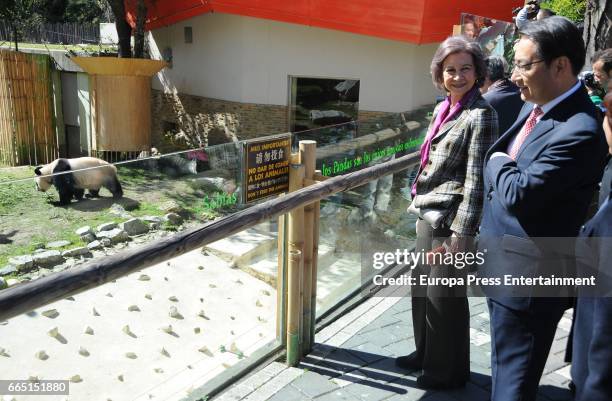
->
xmin=513 ymin=118 xmax=555 ymax=160
xmin=485 ymin=104 xmax=532 ymax=159
xmin=432 ymin=112 xmax=467 ymax=141
xmin=432 ymin=92 xmax=480 ymax=142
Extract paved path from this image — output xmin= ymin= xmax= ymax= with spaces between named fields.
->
xmin=214 ymin=294 xmax=574 ymax=401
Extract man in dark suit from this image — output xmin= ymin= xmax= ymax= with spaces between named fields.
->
xmin=477 ymin=17 xmax=608 ymax=401
xmin=482 ymin=56 xmax=524 ymax=134
xmin=571 ymin=79 xmax=612 ymax=401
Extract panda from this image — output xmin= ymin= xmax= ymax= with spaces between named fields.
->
xmin=34 ymin=157 xmax=123 ymax=205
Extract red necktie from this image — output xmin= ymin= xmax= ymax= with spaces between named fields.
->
xmin=510 ymin=106 xmax=544 ymax=160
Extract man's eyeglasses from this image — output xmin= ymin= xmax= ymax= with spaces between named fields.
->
xmin=513 ymin=59 xmax=545 ymax=73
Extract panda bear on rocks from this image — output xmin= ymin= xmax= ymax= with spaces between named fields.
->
xmin=34 ymin=157 xmax=123 ymax=205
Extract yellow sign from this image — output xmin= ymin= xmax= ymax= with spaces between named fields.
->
xmin=244 ymin=134 xmax=291 ymax=203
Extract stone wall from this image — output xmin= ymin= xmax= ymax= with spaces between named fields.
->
xmin=151 ymin=90 xmax=401 ymax=151
xmin=151 ymin=90 xmax=288 ymax=152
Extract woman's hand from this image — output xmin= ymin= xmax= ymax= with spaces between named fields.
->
xmin=444 ymin=232 xmax=470 ymax=254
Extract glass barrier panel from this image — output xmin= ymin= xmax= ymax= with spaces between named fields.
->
xmin=301 ymin=109 xmax=431 ymax=317
xmin=0 ymin=216 xmax=281 ymax=401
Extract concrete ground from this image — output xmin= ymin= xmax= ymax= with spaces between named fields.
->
xmin=214 ymin=293 xmax=574 ymax=401
xmin=0 ymin=247 xmax=277 ymax=401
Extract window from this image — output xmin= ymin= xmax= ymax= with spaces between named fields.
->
xmin=289 ymin=77 xmax=360 ymax=145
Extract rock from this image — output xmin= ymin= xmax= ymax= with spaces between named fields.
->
xmin=75 ymin=226 xmax=92 ymax=236
xmin=191 ymin=177 xmax=227 ymax=192
xmin=96 ymin=229 xmax=129 ymax=244
xmin=125 ymin=352 xmax=137 ymax=359
xmin=62 ymin=247 xmax=90 ymax=257
xmin=142 ymin=216 xmax=162 ymax=229
xmin=97 ymin=222 xmax=118 ymax=232
xmin=33 ymin=249 xmax=47 ymax=254
xmin=198 ymin=346 xmax=213 ymax=357
xmin=32 ymin=251 xmax=63 ymax=267
xmin=42 ymin=309 xmax=59 ymax=318
xmin=120 ymin=218 xmax=149 ymax=236
xmin=35 ymin=350 xmax=49 ymax=360
xmin=138 ymin=274 xmax=150 ymax=281
xmin=114 ymin=199 xmax=139 ymax=211
xmin=0 ymin=277 xmax=6 ymax=290
xmin=0 ymin=265 xmax=17 ymax=276
xmin=78 ymin=347 xmax=90 ymax=357
xmin=169 ymin=306 xmax=183 ymax=319
xmin=109 ymin=204 xmax=132 ymax=219
xmin=46 ymin=240 xmax=71 ymax=249
xmin=81 ymin=233 xmax=96 ymax=243
xmin=164 ymin=213 xmax=182 ymax=225
xmin=8 ymin=255 xmax=33 ymax=271
xmin=87 ymin=240 xmax=103 ymax=250
xmin=159 ymin=201 xmax=183 ymax=214
xmin=101 ymin=238 xmax=112 ymax=247
xmin=7 ymin=278 xmax=21 ymax=286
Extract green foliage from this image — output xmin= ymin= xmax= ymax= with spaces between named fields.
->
xmin=540 ymin=0 xmax=587 ymax=22
xmin=0 ymin=0 xmax=44 ymax=44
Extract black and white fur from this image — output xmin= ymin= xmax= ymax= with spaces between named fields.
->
xmin=34 ymin=157 xmax=123 ymax=205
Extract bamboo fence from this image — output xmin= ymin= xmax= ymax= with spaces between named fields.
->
xmin=0 ymin=49 xmax=57 ymax=166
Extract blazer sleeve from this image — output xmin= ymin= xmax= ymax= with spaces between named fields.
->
xmin=450 ymin=106 xmax=498 ymax=236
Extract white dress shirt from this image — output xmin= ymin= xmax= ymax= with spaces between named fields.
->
xmin=490 ymin=80 xmax=582 ymax=160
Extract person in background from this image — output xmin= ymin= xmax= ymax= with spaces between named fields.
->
xmin=592 ymin=49 xmax=612 ymax=89
xmin=571 ymin=78 xmax=612 ymax=401
xmin=593 ymin=50 xmax=612 ymax=207
xmin=397 ymin=35 xmax=498 ymax=389
xmin=482 ymin=57 xmax=525 ymax=134
xmin=515 ymin=0 xmax=541 ymax=29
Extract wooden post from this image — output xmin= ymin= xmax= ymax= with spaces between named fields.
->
xmin=299 ymin=140 xmax=316 ymax=353
xmin=276 ymin=213 xmax=287 ymax=345
xmin=311 ymin=172 xmax=322 ymax=346
xmin=286 ymin=160 xmax=305 ymax=366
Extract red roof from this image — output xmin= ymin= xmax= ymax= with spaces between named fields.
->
xmin=127 ymin=0 xmax=523 ymax=44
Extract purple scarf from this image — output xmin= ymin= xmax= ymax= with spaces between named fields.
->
xmin=412 ymin=86 xmax=478 ymax=196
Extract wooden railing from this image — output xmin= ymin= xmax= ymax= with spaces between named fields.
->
xmin=0 ymin=147 xmax=420 ymax=364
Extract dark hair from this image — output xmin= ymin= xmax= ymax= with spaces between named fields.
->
xmin=486 ymin=56 xmax=508 ymax=82
xmin=592 ymin=49 xmax=612 ymax=74
xmin=518 ymin=16 xmax=585 ymax=76
xmin=537 ymin=8 xmax=556 ymax=18
xmin=430 ymin=36 xmax=487 ymax=91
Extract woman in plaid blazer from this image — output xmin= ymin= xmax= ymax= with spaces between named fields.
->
xmin=396 ymin=36 xmax=498 ymax=389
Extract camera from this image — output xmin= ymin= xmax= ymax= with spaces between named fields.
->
xmin=582 ymin=72 xmax=599 ymax=90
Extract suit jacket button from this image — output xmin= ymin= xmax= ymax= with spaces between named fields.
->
xmin=422 ymin=171 xmax=428 ymax=176
xmin=432 ymin=146 xmax=437 ymax=151
xmin=428 ymin=160 xmax=432 ymax=165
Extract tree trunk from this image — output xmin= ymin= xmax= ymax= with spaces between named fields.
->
xmin=107 ymin=0 xmax=132 ymax=58
xmin=583 ymin=0 xmax=612 ymax=63
xmin=133 ymin=0 xmax=147 ymax=58
xmin=12 ymin=24 xmax=18 ymax=52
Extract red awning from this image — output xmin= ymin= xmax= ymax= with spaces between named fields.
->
xmin=126 ymin=0 xmax=523 ymax=44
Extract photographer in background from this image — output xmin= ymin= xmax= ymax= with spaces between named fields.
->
xmin=592 ymin=49 xmax=612 ymax=90
xmin=581 ymin=71 xmax=606 ymax=113
xmin=515 ymin=0 xmax=556 ymax=29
